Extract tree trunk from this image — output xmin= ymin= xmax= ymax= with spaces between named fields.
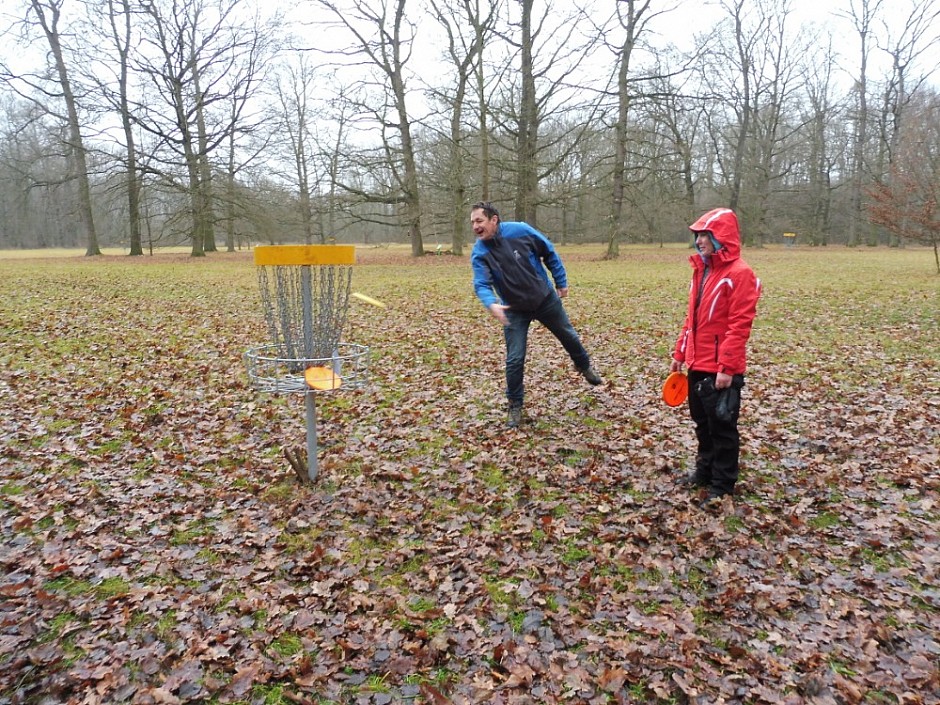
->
xmin=107 ymin=0 xmax=143 ymax=256
xmin=194 ymin=64 xmax=216 ymax=253
xmin=31 ymin=0 xmax=100 ymax=256
xmin=728 ymin=1 xmax=751 ymax=214
xmin=515 ymin=0 xmax=539 ymax=226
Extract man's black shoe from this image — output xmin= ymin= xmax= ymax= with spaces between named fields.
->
xmin=700 ymin=490 xmax=729 ymax=510
xmin=580 ymin=366 xmax=603 ymax=385
xmin=507 ymin=404 xmax=523 ymax=428
xmin=678 ymin=473 xmax=710 ymax=488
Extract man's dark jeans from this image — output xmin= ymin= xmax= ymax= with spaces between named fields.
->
xmin=688 ymin=370 xmax=745 ymax=495
xmin=503 ymin=293 xmax=590 ymax=405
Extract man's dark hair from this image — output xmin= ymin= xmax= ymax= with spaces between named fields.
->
xmin=471 ymin=201 xmax=500 ymax=221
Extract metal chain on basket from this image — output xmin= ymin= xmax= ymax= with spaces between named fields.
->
xmin=257 ymin=263 xmax=352 ymax=362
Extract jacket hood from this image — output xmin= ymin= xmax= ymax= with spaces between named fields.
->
xmin=689 ymin=208 xmax=741 ymax=264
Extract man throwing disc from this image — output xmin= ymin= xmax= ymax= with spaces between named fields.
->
xmin=470 ymin=201 xmax=602 ymax=428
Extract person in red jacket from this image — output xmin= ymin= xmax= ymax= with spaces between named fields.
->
xmin=670 ymin=208 xmax=761 ymax=508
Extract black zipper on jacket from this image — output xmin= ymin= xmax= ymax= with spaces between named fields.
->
xmin=692 ymin=267 xmax=708 ymax=337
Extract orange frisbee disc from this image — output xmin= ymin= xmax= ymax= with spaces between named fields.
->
xmin=304 ymin=366 xmax=342 ymax=391
xmin=662 ymin=371 xmax=688 ymax=407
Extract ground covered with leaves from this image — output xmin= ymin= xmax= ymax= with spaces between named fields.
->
xmin=1 ymin=246 xmax=938 ymax=705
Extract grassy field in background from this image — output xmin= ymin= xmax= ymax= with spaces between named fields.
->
xmin=0 ymin=245 xmax=937 ymax=704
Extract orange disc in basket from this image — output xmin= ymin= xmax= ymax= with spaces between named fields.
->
xmin=304 ymin=366 xmax=342 ymax=391
xmin=662 ymin=371 xmax=688 ymax=407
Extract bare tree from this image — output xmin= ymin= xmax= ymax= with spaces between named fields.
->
xmin=803 ymin=37 xmax=841 ymax=246
xmin=310 ymin=0 xmax=426 ymax=256
xmin=599 ymin=0 xmax=671 ymax=258
xmin=489 ymin=0 xmax=604 ymax=228
xmin=872 ymin=1 xmax=940 ymax=245
xmin=133 ymin=0 xmax=274 ymax=257
xmin=274 ymin=57 xmax=318 ymax=244
xmin=698 ymin=0 xmax=812 ymax=243
xmin=87 ymin=0 xmax=144 ymax=255
xmin=867 ymin=91 xmax=940 ymax=271
xmin=843 ymin=0 xmax=885 ymax=246
xmin=2 ymin=0 xmax=101 ymax=255
xmin=426 ymin=0 xmax=497 ymax=255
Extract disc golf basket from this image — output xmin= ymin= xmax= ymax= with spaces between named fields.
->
xmin=244 ymin=245 xmax=370 ymax=482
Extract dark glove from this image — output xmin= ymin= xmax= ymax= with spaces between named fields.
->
xmin=695 ymin=375 xmax=744 ymax=422
xmin=715 ymin=385 xmax=740 ymax=422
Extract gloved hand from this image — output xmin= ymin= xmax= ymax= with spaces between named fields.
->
xmin=695 ymin=375 xmax=744 ymax=422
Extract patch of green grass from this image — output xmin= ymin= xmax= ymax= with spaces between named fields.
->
xmin=252 ymin=609 xmax=268 ymax=629
xmin=400 ymin=552 xmax=427 ymax=573
xmin=559 ymin=539 xmax=591 ymax=565
xmin=38 ymin=611 xmax=80 ymax=643
xmin=215 ymin=590 xmax=243 ymax=612
xmin=829 ymin=658 xmax=857 ymax=677
xmin=196 ymin=548 xmax=224 ymax=564
xmin=858 ymin=546 xmax=908 ymax=572
xmin=130 ymin=463 xmax=154 ymax=481
xmin=676 ymin=566 xmax=709 ymax=596
xmin=90 ymin=437 xmax=128 ymax=456
xmin=622 ymin=485 xmax=653 ymax=503
xmin=479 ymin=463 xmax=508 ymax=491
xmin=529 ymin=527 xmax=546 ymax=548
xmin=261 ymin=480 xmax=300 ymax=502
xmin=578 ymin=415 xmax=609 ymax=429
xmin=557 ymin=447 xmax=590 ymax=466
xmin=808 ymin=512 xmax=841 ymax=529
xmin=45 ymin=576 xmax=92 ymax=597
xmin=404 ymin=668 xmax=459 ymax=689
xmin=170 ymin=518 xmax=214 ymax=546
xmin=94 ymin=577 xmax=131 ymax=598
xmin=250 ymin=682 xmax=291 ymax=705
xmin=425 ymin=616 xmax=451 ymax=636
xmin=409 ymin=596 xmax=436 ymax=613
xmin=484 ymin=577 xmax=521 ymax=609
xmin=910 ymin=594 xmax=939 ymax=613
xmin=277 ymin=525 xmax=325 ymax=554
xmin=691 ymin=605 xmax=712 ymax=626
xmin=153 ymin=610 xmax=177 ymax=640
xmin=43 ymin=418 xmax=74 ymax=433
xmin=345 ymin=536 xmax=387 ymax=565
xmin=612 ymin=564 xmax=637 ymax=591
xmin=269 ymin=633 xmax=304 ymax=657
xmin=361 ymin=673 xmax=391 ymax=694
xmin=1 ymin=482 xmax=26 ymax=496
xmin=637 ymin=568 xmax=663 ymax=585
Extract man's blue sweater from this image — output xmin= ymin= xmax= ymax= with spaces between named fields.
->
xmin=471 ymin=221 xmax=568 ymax=312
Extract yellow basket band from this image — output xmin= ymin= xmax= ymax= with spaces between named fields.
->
xmin=253 ymin=245 xmax=356 ymax=266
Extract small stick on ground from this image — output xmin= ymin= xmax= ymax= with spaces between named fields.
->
xmin=284 ymin=446 xmax=311 ymax=484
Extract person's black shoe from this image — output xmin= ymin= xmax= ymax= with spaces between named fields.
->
xmin=700 ymin=490 xmax=729 ymax=510
xmin=580 ymin=366 xmax=603 ymax=385
xmin=507 ymin=404 xmax=523 ymax=428
xmin=678 ymin=473 xmax=710 ymax=488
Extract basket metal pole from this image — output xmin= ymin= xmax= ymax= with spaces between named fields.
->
xmin=301 ymin=265 xmax=314 ymax=358
xmin=305 ymin=389 xmax=318 ymax=481
xmin=300 ymin=265 xmax=320 ymax=481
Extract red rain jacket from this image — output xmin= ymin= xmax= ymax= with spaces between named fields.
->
xmin=672 ymin=208 xmax=761 ymax=375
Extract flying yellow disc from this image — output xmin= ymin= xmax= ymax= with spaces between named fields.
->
xmin=351 ymin=292 xmax=387 ymax=309
xmin=304 ymin=366 xmax=342 ymax=390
